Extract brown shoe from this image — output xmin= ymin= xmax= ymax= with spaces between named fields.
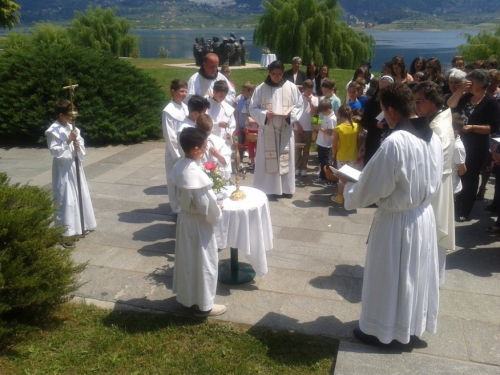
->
xmin=194 ymin=304 xmax=227 ymax=317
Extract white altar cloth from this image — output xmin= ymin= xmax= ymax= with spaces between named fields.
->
xmin=215 ymin=186 xmax=273 ymax=278
xmin=260 ymin=54 xmax=277 ymax=68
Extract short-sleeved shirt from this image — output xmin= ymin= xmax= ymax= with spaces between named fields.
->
xmin=348 ymin=100 xmax=362 ymax=111
xmin=319 ymin=95 xmax=341 ymax=121
xmin=316 ymin=112 xmax=336 ymax=148
xmin=334 ymin=122 xmax=359 ymax=161
xmin=452 ymin=135 xmax=466 ymax=194
xmin=236 ymin=96 xmax=247 ymax=129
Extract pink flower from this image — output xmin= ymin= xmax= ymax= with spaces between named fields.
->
xmin=205 ymin=162 xmax=217 ymax=171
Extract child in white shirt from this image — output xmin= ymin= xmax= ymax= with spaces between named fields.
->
xmin=314 ymin=99 xmax=337 ymax=185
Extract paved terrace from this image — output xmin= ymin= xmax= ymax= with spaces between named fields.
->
xmin=1 ymin=142 xmax=499 ymax=374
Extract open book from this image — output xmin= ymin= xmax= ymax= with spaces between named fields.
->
xmin=329 ymin=165 xmax=361 ymax=183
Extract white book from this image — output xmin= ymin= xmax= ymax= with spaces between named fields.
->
xmin=329 ymin=164 xmax=361 ymax=182
xmin=492 ymin=137 xmax=500 ymax=143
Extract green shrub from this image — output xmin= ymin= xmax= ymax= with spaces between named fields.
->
xmin=0 ymin=173 xmax=85 ymax=339
xmin=0 ymin=35 xmax=165 ymax=145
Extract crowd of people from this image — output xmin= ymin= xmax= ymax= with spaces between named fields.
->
xmin=46 ymin=50 xmax=500 ymax=347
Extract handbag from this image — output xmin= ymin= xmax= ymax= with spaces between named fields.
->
xmin=324 ymin=160 xmax=339 ymax=182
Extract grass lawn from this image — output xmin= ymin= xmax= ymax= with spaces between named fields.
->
xmin=0 ymin=303 xmax=339 ymax=374
xmin=128 ymin=58 xmax=355 ymax=101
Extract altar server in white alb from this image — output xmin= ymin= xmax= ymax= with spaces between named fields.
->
xmin=340 ymin=84 xmax=443 ymax=346
xmin=413 ymin=81 xmax=455 ymax=286
xmin=249 ymin=60 xmax=303 ymax=198
xmin=196 ymin=114 xmax=232 ymax=180
xmin=169 ymin=127 xmax=225 ymax=317
xmin=45 ymin=100 xmax=96 ymax=246
xmin=207 ymin=80 xmax=236 ymax=148
xmin=162 ymin=79 xmax=189 ymax=214
xmin=186 ymin=53 xmax=235 ymax=105
xmin=177 ymin=95 xmax=211 ymax=152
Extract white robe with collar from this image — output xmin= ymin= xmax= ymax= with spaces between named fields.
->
xmin=428 ymin=108 xmax=455 ymax=286
xmin=207 ymin=98 xmax=236 ymax=148
xmin=249 ymin=80 xmax=303 ymax=195
xmin=162 ymin=101 xmax=189 ymax=213
xmin=344 ymin=130 xmax=443 ymax=344
xmin=169 ymin=157 xmax=222 ymax=311
xmin=186 ymin=71 xmax=236 ymax=106
xmin=203 ymin=134 xmax=232 ymax=180
xmin=45 ymin=121 xmax=97 ymax=236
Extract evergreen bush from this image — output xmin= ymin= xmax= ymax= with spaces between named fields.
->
xmin=0 ymin=34 xmax=165 ymax=144
xmin=0 ymin=173 xmax=86 ymax=339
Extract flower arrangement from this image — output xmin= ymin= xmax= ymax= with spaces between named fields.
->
xmin=263 ymin=47 xmax=270 ymax=54
xmin=204 ymin=162 xmax=226 ymax=193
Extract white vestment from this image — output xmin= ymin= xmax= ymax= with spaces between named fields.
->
xmin=202 ymin=134 xmax=232 ymax=180
xmin=207 ymin=98 xmax=236 ymax=148
xmin=249 ymin=80 xmax=303 ymax=195
xmin=186 ymin=71 xmax=236 ymax=105
xmin=344 ymin=129 xmax=443 ymax=344
xmin=169 ymin=157 xmax=222 ymax=311
xmin=162 ymin=101 xmax=189 ymax=213
xmin=428 ymin=109 xmax=455 ymax=286
xmin=45 ymin=121 xmax=97 ymax=237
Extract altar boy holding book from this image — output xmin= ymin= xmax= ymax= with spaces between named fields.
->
xmin=169 ymin=127 xmax=225 ymax=317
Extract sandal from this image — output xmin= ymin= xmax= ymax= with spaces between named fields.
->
xmin=486 ymin=226 xmax=500 ymax=233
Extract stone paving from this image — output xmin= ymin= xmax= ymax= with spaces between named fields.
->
xmin=1 ymin=141 xmax=499 ymax=374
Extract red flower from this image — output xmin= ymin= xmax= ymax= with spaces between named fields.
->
xmin=205 ymin=162 xmax=217 ymax=171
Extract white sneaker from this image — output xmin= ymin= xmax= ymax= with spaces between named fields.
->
xmin=295 ymin=169 xmax=299 ymax=176
xmin=301 ymin=170 xmax=307 ymax=177
xmin=194 ymin=304 xmax=227 ymax=317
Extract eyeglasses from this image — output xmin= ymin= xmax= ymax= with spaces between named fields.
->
xmin=270 ymin=73 xmax=283 ymax=78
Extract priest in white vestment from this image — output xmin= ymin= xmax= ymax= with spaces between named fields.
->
xmin=413 ymin=82 xmax=455 ymax=286
xmin=249 ymin=60 xmax=303 ymax=197
xmin=169 ymin=127 xmax=225 ymax=317
xmin=341 ymin=84 xmax=443 ymax=345
xmin=45 ymin=100 xmax=97 ymax=240
xmin=186 ymin=53 xmax=235 ymax=106
xmin=162 ymin=79 xmax=189 ymax=214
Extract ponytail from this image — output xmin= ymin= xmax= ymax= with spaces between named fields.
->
xmin=338 ymin=104 xmax=354 ymax=127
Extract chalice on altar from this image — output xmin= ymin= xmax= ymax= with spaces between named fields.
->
xmin=230 ymin=132 xmax=246 ymax=201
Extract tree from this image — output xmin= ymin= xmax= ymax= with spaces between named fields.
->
xmin=0 ymin=0 xmax=20 ymax=29
xmin=0 ymin=30 xmax=165 ymax=144
xmin=458 ymin=26 xmax=500 ymax=62
xmin=69 ymin=6 xmax=139 ymax=57
xmin=254 ymin=0 xmax=375 ymax=69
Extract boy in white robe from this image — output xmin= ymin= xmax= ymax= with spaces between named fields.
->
xmin=340 ymin=84 xmax=443 ymax=346
xmin=249 ymin=60 xmax=303 ymax=198
xmin=207 ymin=80 xmax=236 ymax=148
xmin=162 ymin=79 xmax=189 ymax=214
xmin=176 ymin=95 xmax=210 ymax=154
xmin=196 ymin=114 xmax=232 ymax=180
xmin=45 ymin=100 xmax=97 ymax=247
xmin=169 ymin=127 xmax=225 ymax=317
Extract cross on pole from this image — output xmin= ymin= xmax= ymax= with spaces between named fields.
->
xmin=62 ymin=80 xmax=79 ymax=120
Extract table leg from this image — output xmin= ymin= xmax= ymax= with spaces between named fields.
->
xmin=218 ymin=247 xmax=256 ymax=285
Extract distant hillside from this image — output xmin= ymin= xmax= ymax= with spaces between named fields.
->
xmin=14 ymin=0 xmax=500 ymax=27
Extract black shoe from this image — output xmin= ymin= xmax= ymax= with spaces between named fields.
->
xmin=281 ymin=193 xmax=293 ymax=199
xmin=267 ymin=194 xmax=279 ymax=201
xmin=353 ymin=327 xmax=393 ymax=347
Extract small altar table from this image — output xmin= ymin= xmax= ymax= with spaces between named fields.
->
xmin=260 ymin=53 xmax=277 ymax=68
xmin=215 ymin=186 xmax=273 ymax=284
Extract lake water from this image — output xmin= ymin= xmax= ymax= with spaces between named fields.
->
xmin=132 ymin=29 xmax=480 ymax=70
